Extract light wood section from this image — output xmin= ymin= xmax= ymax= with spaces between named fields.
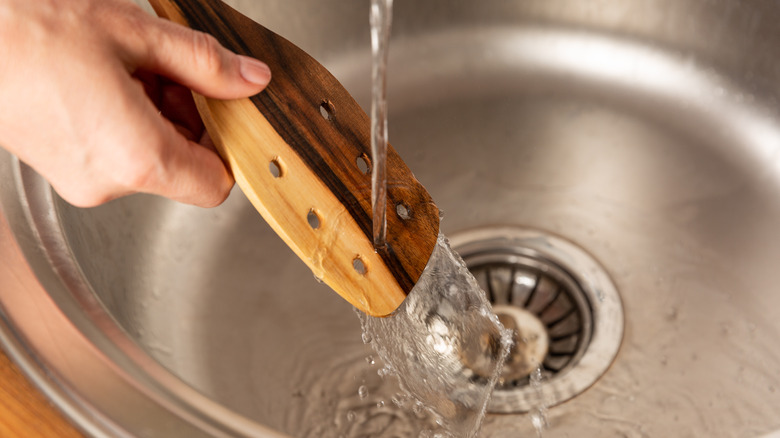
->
xmin=150 ymin=0 xmax=440 ymax=316
xmin=196 ymin=96 xmax=407 ymax=316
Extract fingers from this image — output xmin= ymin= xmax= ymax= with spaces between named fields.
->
xmin=133 ymin=65 xmax=206 ymax=141
xmin=47 ymin=123 xmax=234 ymax=209
xmin=105 ymin=11 xmax=253 ymax=206
xmin=114 ymin=118 xmax=234 ymax=208
xmin=159 ymin=80 xmax=204 ymax=141
xmin=74 ymin=74 xmax=234 ymax=208
xmin=155 ymin=125 xmax=235 ymax=207
xmin=0 ymin=0 xmax=245 ymax=209
xmin=130 ymin=80 xmax=234 ymax=207
xmin=126 ymin=13 xmax=271 ymax=100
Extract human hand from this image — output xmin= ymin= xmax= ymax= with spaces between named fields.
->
xmin=0 ymin=0 xmax=271 ymax=207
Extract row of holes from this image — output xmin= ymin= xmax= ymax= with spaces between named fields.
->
xmin=270 ymin=155 xmax=383 ymax=182
xmin=318 ymin=100 xmax=412 ymax=221
xmin=269 ymin=153 xmax=370 ymax=177
xmin=305 ymin=209 xmax=366 ymax=275
xmin=263 ymin=100 xmax=413 ymax=277
xmin=318 ymin=99 xmax=371 ymax=175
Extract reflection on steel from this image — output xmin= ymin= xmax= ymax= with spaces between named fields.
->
xmin=3 ymin=0 xmax=780 ymax=435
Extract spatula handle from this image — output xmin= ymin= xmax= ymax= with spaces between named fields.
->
xmin=148 ymin=0 xmax=439 ymax=316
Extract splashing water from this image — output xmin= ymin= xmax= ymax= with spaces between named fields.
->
xmin=359 ymin=234 xmax=513 ymax=437
xmin=360 ymin=1 xmax=512 ymax=436
xmin=529 ymin=365 xmax=550 ymax=437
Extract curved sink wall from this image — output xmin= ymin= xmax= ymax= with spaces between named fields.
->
xmin=2 ymin=0 xmax=780 ymax=436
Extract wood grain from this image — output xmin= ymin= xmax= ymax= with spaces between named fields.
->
xmin=150 ymin=0 xmax=440 ymax=316
xmin=0 ymin=350 xmax=82 ymax=438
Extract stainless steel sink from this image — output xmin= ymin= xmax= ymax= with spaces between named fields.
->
xmin=3 ymin=0 xmax=780 ymax=436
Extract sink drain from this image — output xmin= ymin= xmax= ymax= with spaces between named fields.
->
xmin=450 ymin=227 xmax=624 ymax=413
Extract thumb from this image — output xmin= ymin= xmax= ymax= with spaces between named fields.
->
xmin=131 ymin=16 xmax=271 ymax=100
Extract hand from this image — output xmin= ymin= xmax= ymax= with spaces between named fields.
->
xmin=0 ymin=0 xmax=271 ymax=207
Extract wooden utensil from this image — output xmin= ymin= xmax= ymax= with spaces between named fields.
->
xmin=148 ymin=0 xmax=439 ymax=317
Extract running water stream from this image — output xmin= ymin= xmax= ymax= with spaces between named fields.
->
xmin=357 ymin=1 xmax=513 ymax=437
xmin=369 ymin=0 xmax=392 ymax=248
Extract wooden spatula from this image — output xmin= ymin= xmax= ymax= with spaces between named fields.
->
xmin=148 ymin=0 xmax=439 ymax=317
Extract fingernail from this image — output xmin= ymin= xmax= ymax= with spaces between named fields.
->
xmin=239 ymin=56 xmax=271 ymax=86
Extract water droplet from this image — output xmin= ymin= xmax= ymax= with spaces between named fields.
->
xmin=376 ymin=400 xmax=385 ymax=408
xmin=365 ymin=355 xmax=375 ymax=365
xmin=531 ymin=409 xmax=548 ymax=436
xmin=446 ymin=283 xmax=459 ymax=297
xmin=361 ymin=332 xmax=373 ymax=344
xmin=377 ymin=365 xmax=395 ymax=379
xmin=346 ymin=410 xmax=356 ymax=422
xmin=358 ymin=385 xmax=369 ymax=399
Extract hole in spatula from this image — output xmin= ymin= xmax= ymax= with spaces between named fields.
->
xmin=356 ymin=154 xmax=371 ymax=175
xmin=307 ymin=209 xmax=321 ymax=229
xmin=269 ymin=157 xmax=284 ymax=178
xmin=320 ymin=100 xmax=335 ymax=121
xmin=353 ymin=257 xmax=367 ymax=275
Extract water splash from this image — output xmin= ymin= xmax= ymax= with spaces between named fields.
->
xmin=529 ymin=365 xmax=549 ymax=437
xmin=363 ymin=2 xmax=511 ymax=436
xmin=359 ymin=233 xmax=512 ymax=437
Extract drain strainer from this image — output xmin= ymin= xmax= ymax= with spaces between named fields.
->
xmin=450 ymin=227 xmax=624 ymax=413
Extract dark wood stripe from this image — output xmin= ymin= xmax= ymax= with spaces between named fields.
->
xmin=167 ymin=0 xmax=438 ymax=292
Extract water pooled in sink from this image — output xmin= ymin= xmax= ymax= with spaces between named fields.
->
xmin=285 ymin=347 xmax=446 ymax=437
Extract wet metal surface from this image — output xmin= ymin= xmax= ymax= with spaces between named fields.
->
xmin=2 ymin=0 xmax=780 ymax=436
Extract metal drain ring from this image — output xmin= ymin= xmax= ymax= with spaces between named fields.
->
xmin=450 ymin=227 xmax=624 ymax=413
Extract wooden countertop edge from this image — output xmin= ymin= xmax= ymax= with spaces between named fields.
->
xmin=0 ymin=347 xmax=84 ymax=438
xmin=0 ymin=204 xmax=84 ymax=438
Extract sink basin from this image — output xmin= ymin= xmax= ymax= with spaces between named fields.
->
xmin=2 ymin=0 xmax=780 ymax=436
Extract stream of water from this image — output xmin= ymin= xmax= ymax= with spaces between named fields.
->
xmin=348 ymin=4 xmax=514 ymax=436
xmin=369 ymin=0 xmax=392 ymax=249
xmin=358 ymin=234 xmax=513 ymax=437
